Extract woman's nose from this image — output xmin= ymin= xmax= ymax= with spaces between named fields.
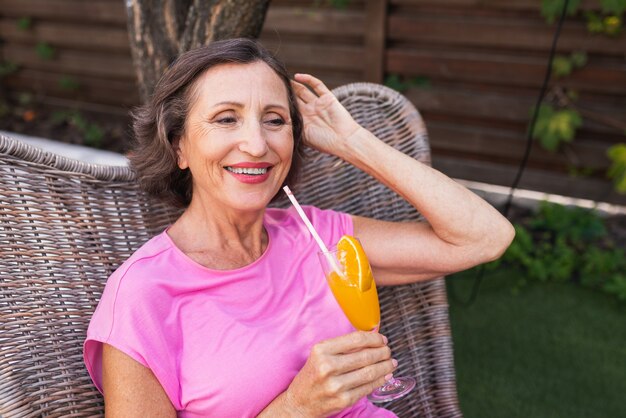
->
xmin=238 ymin=121 xmax=269 ymax=157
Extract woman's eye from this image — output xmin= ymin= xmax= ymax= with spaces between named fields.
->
xmin=265 ymin=117 xmax=285 ymax=127
xmin=215 ymin=115 xmax=237 ymax=125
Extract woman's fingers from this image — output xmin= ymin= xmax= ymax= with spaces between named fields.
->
xmin=318 ymin=331 xmax=387 ymax=355
xmin=337 ymin=345 xmax=392 ymax=374
xmin=333 ymin=357 xmax=397 ymax=395
xmin=346 ymin=369 xmax=396 ymax=402
xmin=291 ymin=79 xmax=317 ymax=105
xmin=294 ymin=73 xmax=333 ymax=97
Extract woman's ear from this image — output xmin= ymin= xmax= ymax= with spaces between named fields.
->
xmin=173 ymin=137 xmax=189 ymax=170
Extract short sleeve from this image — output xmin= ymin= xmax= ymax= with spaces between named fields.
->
xmin=83 ymin=254 xmax=183 ymax=410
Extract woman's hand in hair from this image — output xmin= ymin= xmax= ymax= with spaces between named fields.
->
xmin=291 ymin=74 xmax=364 ymax=159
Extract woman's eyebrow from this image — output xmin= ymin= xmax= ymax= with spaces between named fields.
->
xmin=212 ymin=101 xmax=243 ymax=108
xmin=264 ymin=104 xmax=288 ymax=111
xmin=211 ymin=101 xmax=288 ymax=111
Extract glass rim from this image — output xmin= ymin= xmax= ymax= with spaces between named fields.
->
xmin=317 ymin=237 xmax=362 ymax=256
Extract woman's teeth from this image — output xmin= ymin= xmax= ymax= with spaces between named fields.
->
xmin=225 ymin=167 xmax=268 ymax=175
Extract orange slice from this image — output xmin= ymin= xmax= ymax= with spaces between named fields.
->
xmin=336 ymin=235 xmax=374 ymax=292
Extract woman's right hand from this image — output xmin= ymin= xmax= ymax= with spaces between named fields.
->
xmin=283 ymin=331 xmax=397 ymax=417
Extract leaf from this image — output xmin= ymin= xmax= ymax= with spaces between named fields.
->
xmin=584 ymin=11 xmax=605 ymax=34
xmin=327 ymin=0 xmax=350 ymax=9
xmin=410 ymin=76 xmax=432 ymax=89
xmin=17 ymin=17 xmax=32 ymax=31
xmin=553 ymin=53 xmax=586 ymax=79
xmin=51 ymin=110 xmax=71 ymax=125
xmin=58 ymin=76 xmax=80 ymax=91
xmin=384 ymin=74 xmax=403 ymax=92
xmin=533 ymin=105 xmax=582 ymax=151
xmin=602 ymin=15 xmax=622 ymax=36
xmin=547 ymin=237 xmax=577 ymax=282
xmin=567 ymin=165 xmax=595 ymax=177
xmin=551 ymin=109 xmax=583 ymax=140
xmin=603 ymin=273 xmax=626 ymax=302
xmin=532 ymin=103 xmax=554 ymax=135
xmin=0 ymin=102 xmax=9 ymax=118
xmin=0 ymin=61 xmax=19 ymax=78
xmin=570 ymin=51 xmax=588 ymax=68
xmin=384 ymin=74 xmax=411 ymax=92
xmin=69 ymin=112 xmax=88 ymax=130
xmin=17 ymin=92 xmax=33 ymax=106
xmin=35 ymin=42 xmax=55 ymax=60
xmin=607 ymin=143 xmax=626 ymax=193
xmin=566 ymin=89 xmax=579 ymax=101
xmin=84 ymin=124 xmax=104 ymax=147
xmin=581 ymin=247 xmax=626 ymax=288
xmin=541 ymin=0 xmax=582 ymax=24
xmin=600 ymin=0 xmax=626 ymax=15
xmin=552 ymin=55 xmax=573 ymax=78
xmin=502 ymin=224 xmax=534 ymax=266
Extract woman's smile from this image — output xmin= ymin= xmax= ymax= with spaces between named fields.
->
xmin=224 ymin=162 xmax=274 ymax=184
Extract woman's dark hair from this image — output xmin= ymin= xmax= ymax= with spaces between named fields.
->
xmin=129 ymin=38 xmax=304 ymax=208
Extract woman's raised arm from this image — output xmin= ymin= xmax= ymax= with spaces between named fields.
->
xmin=292 ymin=74 xmax=515 ymax=285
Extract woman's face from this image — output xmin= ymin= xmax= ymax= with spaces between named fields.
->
xmin=177 ymin=61 xmax=293 ymax=214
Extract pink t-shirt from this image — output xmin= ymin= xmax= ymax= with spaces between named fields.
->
xmin=84 ymin=206 xmax=397 ymax=417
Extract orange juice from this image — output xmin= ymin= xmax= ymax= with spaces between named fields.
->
xmin=327 ymin=271 xmax=380 ymax=331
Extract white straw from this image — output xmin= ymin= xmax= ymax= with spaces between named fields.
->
xmin=283 ymin=186 xmax=330 ymax=253
xmin=283 ymin=186 xmax=346 ymax=278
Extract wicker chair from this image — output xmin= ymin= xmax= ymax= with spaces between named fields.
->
xmin=0 ymin=83 xmax=462 ymax=417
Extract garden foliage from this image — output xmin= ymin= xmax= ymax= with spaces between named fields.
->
xmin=536 ymin=0 xmax=626 ymax=193
xmin=486 ymin=202 xmax=626 ymax=302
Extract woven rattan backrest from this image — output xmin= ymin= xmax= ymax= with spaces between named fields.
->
xmin=0 ymin=82 xmax=461 ymax=417
xmin=0 ymin=135 xmax=179 ymax=417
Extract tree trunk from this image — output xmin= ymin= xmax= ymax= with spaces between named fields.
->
xmin=126 ymin=0 xmax=270 ymax=103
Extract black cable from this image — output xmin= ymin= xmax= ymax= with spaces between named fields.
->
xmin=503 ymin=0 xmax=571 ymax=217
xmin=450 ymin=0 xmax=571 ymax=307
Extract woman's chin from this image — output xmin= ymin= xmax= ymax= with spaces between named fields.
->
xmin=224 ymin=191 xmax=276 ymax=213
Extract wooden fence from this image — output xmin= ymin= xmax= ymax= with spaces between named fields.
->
xmin=1 ymin=0 xmax=625 ymax=204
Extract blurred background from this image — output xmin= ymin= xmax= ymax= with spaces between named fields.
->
xmin=0 ymin=1 xmax=624 ymax=416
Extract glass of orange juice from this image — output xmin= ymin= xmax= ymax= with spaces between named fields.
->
xmin=318 ymin=235 xmax=416 ymax=403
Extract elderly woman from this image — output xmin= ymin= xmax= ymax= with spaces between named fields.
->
xmin=83 ymin=38 xmax=514 ymax=417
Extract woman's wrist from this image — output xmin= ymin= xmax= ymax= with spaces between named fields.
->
xmin=257 ymin=389 xmax=311 ymax=418
xmin=339 ymin=127 xmax=394 ymax=173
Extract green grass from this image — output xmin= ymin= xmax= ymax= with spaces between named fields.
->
xmin=446 ymin=268 xmax=626 ymax=418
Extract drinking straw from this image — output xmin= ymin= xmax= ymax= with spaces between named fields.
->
xmin=283 ymin=186 xmax=330 ymax=253
xmin=283 ymin=186 xmax=347 ymax=279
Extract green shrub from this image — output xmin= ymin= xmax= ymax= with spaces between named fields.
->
xmin=604 ymin=273 xmax=626 ymax=301
xmin=486 ymin=201 xmax=626 ymax=302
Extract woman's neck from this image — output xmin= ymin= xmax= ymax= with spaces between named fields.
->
xmin=167 ymin=199 xmax=269 ymax=270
